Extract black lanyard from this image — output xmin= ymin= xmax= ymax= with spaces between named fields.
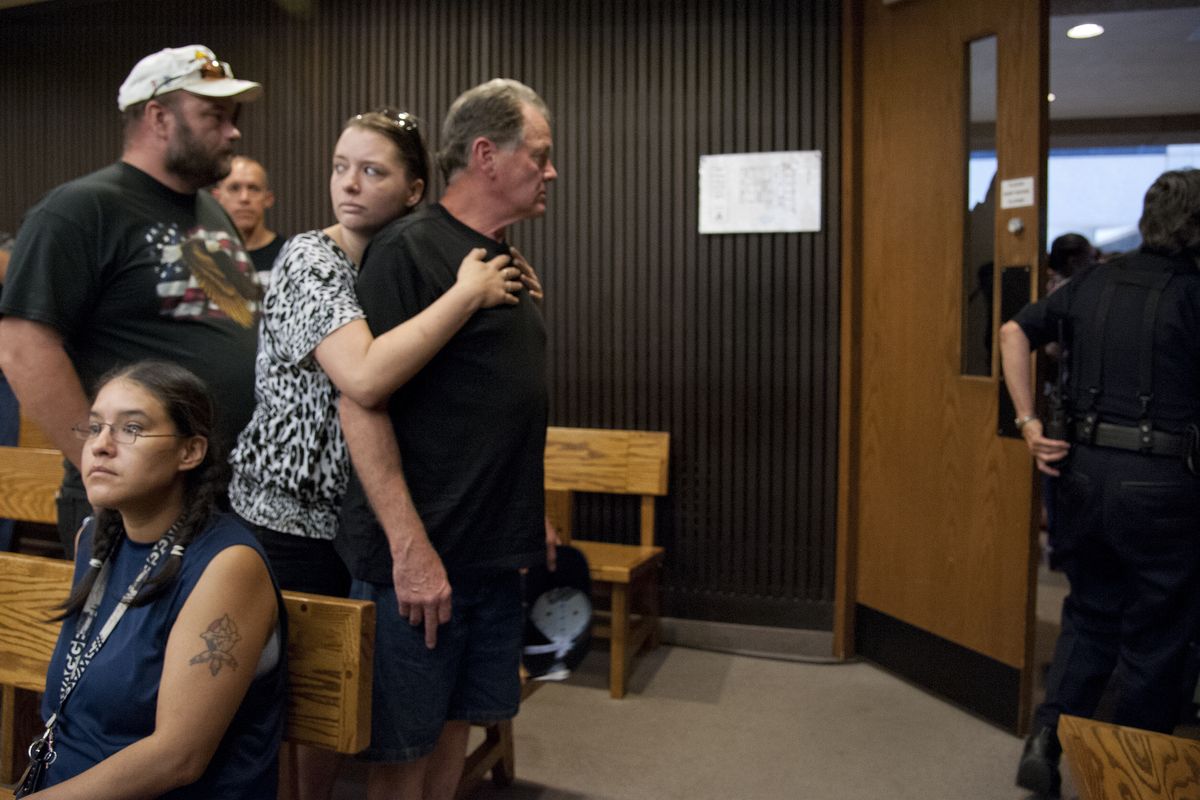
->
xmin=35 ymin=524 xmax=179 ymax=763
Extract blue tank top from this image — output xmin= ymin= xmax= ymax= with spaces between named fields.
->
xmin=40 ymin=513 xmax=286 ymax=798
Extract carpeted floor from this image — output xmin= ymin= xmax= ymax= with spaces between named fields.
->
xmin=333 ymin=556 xmax=1084 ymax=799
xmin=336 ymin=644 xmax=1053 ymax=799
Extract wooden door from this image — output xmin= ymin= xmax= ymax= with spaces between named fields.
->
xmin=838 ymin=0 xmax=1046 ymax=732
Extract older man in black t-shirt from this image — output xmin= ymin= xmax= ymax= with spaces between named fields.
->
xmin=0 ymin=46 xmax=264 ymax=556
xmin=337 ymin=79 xmax=557 ymax=800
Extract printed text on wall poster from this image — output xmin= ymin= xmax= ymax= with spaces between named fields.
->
xmin=699 ymin=151 xmax=822 ymax=234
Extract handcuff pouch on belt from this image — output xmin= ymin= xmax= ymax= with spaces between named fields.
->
xmin=1076 ymin=408 xmax=1098 ymax=445
xmin=1043 ymin=318 xmax=1070 ymax=441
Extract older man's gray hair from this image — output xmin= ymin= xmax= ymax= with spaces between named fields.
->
xmin=437 ymin=78 xmax=550 ymax=183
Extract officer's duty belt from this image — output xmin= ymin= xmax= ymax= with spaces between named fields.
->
xmin=1071 ymin=421 xmax=1186 ymax=457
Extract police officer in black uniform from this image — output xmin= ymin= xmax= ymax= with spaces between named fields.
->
xmin=999 ymin=168 xmax=1200 ymax=798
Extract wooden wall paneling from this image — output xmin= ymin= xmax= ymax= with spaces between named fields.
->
xmin=822 ymin=0 xmax=839 ymax=603
xmin=834 ymin=0 xmax=864 ymax=657
xmin=0 ymin=0 xmax=842 ymax=632
xmin=666 ymin=5 xmax=690 ymax=591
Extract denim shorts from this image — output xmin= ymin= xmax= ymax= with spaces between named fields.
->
xmin=350 ymin=570 xmax=523 ymax=762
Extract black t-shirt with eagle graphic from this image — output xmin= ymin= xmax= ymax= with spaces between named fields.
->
xmin=0 ymin=161 xmax=263 ymax=469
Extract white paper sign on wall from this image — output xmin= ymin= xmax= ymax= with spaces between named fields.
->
xmin=699 ymin=151 xmax=822 ymax=234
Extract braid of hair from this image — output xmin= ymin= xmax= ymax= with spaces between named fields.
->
xmin=54 ymin=508 xmax=125 ymax=620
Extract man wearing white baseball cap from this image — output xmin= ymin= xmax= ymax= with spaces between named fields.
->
xmin=118 ymin=45 xmax=262 ymax=111
xmin=0 ymin=45 xmax=266 ymax=557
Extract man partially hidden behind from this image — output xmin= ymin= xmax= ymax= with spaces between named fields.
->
xmin=337 ymin=78 xmax=557 ymax=800
xmin=0 ymin=45 xmax=264 ymax=556
xmin=212 ymin=155 xmax=284 ymax=277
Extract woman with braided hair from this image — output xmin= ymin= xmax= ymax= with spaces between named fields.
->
xmin=24 ymin=360 xmax=284 ymax=799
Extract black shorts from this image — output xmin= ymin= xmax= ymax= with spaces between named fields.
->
xmin=249 ymin=523 xmax=352 ymax=597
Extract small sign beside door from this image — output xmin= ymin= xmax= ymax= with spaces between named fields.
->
xmin=999 ymin=176 xmax=1035 ymax=209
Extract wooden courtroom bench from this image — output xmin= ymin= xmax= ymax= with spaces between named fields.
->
xmin=0 ymin=442 xmax=517 ymax=795
xmin=16 ymin=416 xmax=54 ymax=451
xmin=0 ymin=551 xmax=375 ymax=788
xmin=543 ymin=426 xmax=670 ymax=698
xmin=9 ymin=415 xmax=67 ymax=557
xmin=0 ymin=444 xmax=64 ymax=556
xmin=1058 ymin=713 xmax=1200 ymax=800
xmin=0 ymin=447 xmax=60 ymax=528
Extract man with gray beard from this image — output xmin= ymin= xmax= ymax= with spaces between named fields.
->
xmin=0 ymin=46 xmax=264 ymax=556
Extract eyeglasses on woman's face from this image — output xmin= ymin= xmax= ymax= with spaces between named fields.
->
xmin=72 ymin=421 xmax=185 ymax=446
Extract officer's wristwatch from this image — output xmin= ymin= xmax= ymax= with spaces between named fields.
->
xmin=1014 ymin=415 xmax=1038 ymax=432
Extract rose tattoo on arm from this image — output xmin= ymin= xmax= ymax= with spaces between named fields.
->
xmin=189 ymin=614 xmax=241 ymax=676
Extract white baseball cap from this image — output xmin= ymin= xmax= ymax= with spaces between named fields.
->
xmin=118 ymin=45 xmax=262 ymax=111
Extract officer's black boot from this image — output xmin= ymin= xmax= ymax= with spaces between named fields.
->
xmin=1016 ymin=725 xmax=1062 ymax=797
